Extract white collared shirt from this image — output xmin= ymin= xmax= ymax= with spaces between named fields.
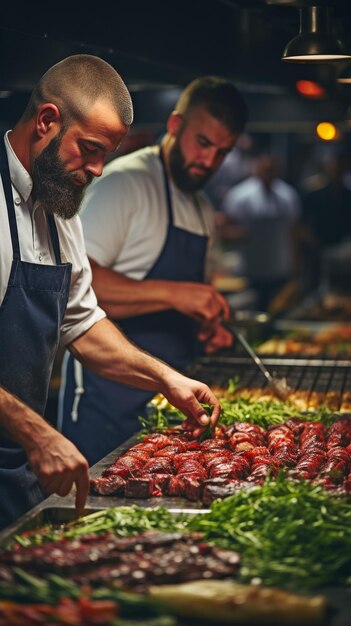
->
xmin=0 ymin=132 xmax=105 ymax=346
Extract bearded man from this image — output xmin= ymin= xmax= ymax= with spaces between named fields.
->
xmin=59 ymin=76 xmax=247 ymax=464
xmin=0 ymin=58 xmax=227 ymax=529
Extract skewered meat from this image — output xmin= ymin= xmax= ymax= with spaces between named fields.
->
xmin=91 ymin=417 xmax=351 ymax=504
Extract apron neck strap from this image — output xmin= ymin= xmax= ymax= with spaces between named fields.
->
xmin=159 ymin=147 xmax=174 ymax=225
xmin=47 ymin=214 xmax=62 ymax=265
xmin=0 ymin=137 xmax=21 ymax=260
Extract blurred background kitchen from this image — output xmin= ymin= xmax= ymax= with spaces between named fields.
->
xmin=2 ymin=0 xmax=351 ymax=413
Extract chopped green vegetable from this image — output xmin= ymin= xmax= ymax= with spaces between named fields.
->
xmin=189 ymin=474 xmax=351 ymax=589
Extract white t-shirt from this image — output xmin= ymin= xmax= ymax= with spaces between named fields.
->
xmin=81 ymin=146 xmax=214 ymax=279
xmin=0 ymin=132 xmax=105 ymax=346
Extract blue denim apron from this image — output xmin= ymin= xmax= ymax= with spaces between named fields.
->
xmin=0 ymin=138 xmax=72 ymax=529
xmin=59 ymin=150 xmax=208 ymax=465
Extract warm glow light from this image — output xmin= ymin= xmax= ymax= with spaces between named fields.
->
xmin=316 ymin=122 xmax=337 ymax=141
xmin=295 ymin=80 xmax=326 ymax=99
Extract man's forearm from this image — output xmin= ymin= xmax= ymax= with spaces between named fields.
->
xmin=90 ymin=260 xmax=175 ymax=318
xmin=69 ymin=317 xmax=174 ymax=392
xmin=0 ymin=386 xmax=55 ymax=453
xmin=70 ymin=318 xmax=222 ymax=436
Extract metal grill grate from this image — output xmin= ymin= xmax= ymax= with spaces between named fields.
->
xmin=188 ymin=357 xmax=351 ymax=411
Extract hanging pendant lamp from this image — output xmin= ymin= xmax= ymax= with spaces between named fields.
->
xmin=282 ymin=5 xmax=351 ymax=63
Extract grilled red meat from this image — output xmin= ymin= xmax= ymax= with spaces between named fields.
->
xmin=204 ymin=452 xmax=235 ymax=471
xmin=273 ymin=445 xmax=298 ymax=467
xmin=300 ymin=423 xmax=326 ymax=448
xmin=285 ymin=417 xmax=307 ymax=435
xmin=103 ymin=455 xmax=144 ymax=479
xmin=176 ymin=461 xmax=207 ymax=479
xmin=113 ymin=455 xmax=145 ymax=471
xmin=125 ymin=477 xmax=155 ymax=498
xmin=90 ymin=474 xmax=126 ymax=496
xmin=142 ymin=458 xmax=174 ymax=474
xmin=228 ymin=433 xmax=260 ymax=451
xmin=166 ymin=475 xmax=186 ymax=496
xmin=233 ymin=422 xmax=267 ymax=438
xmin=327 ymin=418 xmax=351 ymax=448
xmin=130 ymin=442 xmax=158 ymax=453
xmin=142 ymin=433 xmax=174 ymax=448
xmin=173 ymin=451 xmax=204 ymax=469
xmin=200 ymin=438 xmax=227 ymax=451
xmin=147 ymin=473 xmax=170 ymax=493
xmin=182 ymin=476 xmax=202 ymax=501
xmin=321 ymin=447 xmax=350 ymax=483
xmin=153 ymin=445 xmax=182 ymax=458
xmin=291 ymin=452 xmax=326 ymax=479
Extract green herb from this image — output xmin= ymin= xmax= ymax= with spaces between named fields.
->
xmin=219 ymin=396 xmax=335 ymax=429
xmin=12 ymin=506 xmax=190 ymax=547
xmin=140 ymin=381 xmax=336 ymax=433
xmin=189 ymin=474 xmax=351 ymax=589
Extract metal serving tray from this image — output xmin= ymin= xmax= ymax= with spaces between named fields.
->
xmin=0 ymin=490 xmax=206 ymax=550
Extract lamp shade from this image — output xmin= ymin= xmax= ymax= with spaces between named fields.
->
xmin=282 ymin=6 xmax=351 ymax=63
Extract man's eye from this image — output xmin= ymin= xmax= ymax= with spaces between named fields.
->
xmin=198 ymin=137 xmax=209 ymax=147
xmin=82 ymin=144 xmax=96 ymax=154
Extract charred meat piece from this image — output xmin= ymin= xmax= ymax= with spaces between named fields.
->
xmin=125 ymin=477 xmax=155 ymax=498
xmin=142 ymin=434 xmax=174 ymax=449
xmin=142 ymin=457 xmax=174 ymax=475
xmin=173 ymin=451 xmax=204 ymax=470
xmin=166 ymin=475 xmax=186 ymax=497
xmin=182 ymin=475 xmax=202 ymax=501
xmin=200 ymin=438 xmax=228 ymax=451
xmin=90 ymin=474 xmax=126 ymax=496
xmin=202 ymin=480 xmax=253 ymax=506
xmin=327 ymin=418 xmax=351 ymax=448
xmin=153 ymin=445 xmax=183 ymax=458
xmin=290 ymin=452 xmax=326 ymax=479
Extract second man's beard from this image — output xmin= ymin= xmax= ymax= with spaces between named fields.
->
xmin=168 ymin=140 xmax=213 ymax=194
xmin=32 ymin=135 xmax=92 ymax=220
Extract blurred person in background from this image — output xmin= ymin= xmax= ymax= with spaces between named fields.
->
xmin=220 ymin=152 xmax=302 ymax=312
xmin=300 ymin=149 xmax=351 ymax=291
xmin=59 ymin=76 xmax=247 ymax=465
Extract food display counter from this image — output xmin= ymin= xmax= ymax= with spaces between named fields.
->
xmin=1 ymin=347 xmax=351 ymax=625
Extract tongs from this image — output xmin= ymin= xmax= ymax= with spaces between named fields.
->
xmin=222 ymin=322 xmax=292 ymax=402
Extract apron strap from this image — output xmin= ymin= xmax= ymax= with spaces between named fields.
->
xmin=159 ymin=147 xmax=174 ymax=225
xmin=47 ymin=214 xmax=62 ymax=265
xmin=0 ymin=137 xmax=21 ymax=260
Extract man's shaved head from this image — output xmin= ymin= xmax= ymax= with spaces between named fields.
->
xmin=21 ymin=54 xmax=133 ymax=128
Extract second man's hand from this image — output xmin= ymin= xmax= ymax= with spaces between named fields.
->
xmin=198 ymin=320 xmax=233 ymax=354
xmin=170 ymin=282 xmax=230 ymax=325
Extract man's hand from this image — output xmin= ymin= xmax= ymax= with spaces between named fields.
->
xmin=198 ymin=321 xmax=233 ymax=354
xmin=161 ymin=372 xmax=221 ymax=438
xmin=170 ymin=283 xmax=230 ymax=324
xmin=26 ymin=431 xmax=90 ymax=517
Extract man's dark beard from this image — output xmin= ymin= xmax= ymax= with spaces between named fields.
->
xmin=168 ymin=140 xmax=213 ymax=194
xmin=32 ymin=135 xmax=92 ymax=220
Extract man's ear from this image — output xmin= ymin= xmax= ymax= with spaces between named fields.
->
xmin=36 ymin=103 xmax=62 ymax=139
xmin=166 ymin=111 xmax=183 ymax=137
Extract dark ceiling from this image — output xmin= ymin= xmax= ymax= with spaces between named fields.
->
xmin=1 ymin=0 xmax=351 ymax=128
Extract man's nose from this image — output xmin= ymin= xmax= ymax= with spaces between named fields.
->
xmin=202 ymin=148 xmax=218 ymax=169
xmin=85 ymin=158 xmax=104 ymax=178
